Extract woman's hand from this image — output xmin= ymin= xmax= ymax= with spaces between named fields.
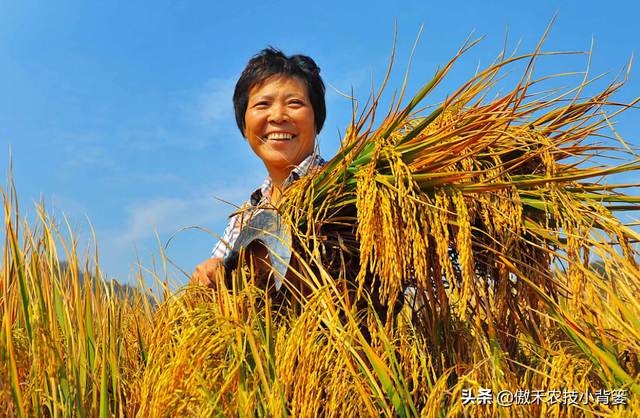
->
xmin=190 ymin=257 xmax=224 ymax=288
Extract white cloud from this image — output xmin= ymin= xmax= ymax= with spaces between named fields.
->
xmin=120 ymin=197 xmax=195 ymax=243
xmin=121 ymin=126 xmax=210 ymax=151
xmin=196 ymin=77 xmax=237 ymax=125
xmin=325 ymin=66 xmax=371 ymax=103
xmin=126 ymin=171 xmax=181 ymax=183
xmin=111 ymin=177 xmax=262 ymax=247
xmin=51 ymin=130 xmax=115 ymax=168
xmin=51 ymin=194 xmax=89 ymax=220
xmin=85 ymin=181 xmax=256 ymax=285
xmin=119 ymin=77 xmax=240 ymax=152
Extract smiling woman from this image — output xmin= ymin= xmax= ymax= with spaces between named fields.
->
xmin=245 ymin=77 xmax=317 ymax=189
xmin=190 ymin=47 xmax=327 ymax=288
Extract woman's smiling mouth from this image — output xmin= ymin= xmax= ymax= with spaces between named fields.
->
xmin=265 ymin=133 xmax=296 ymax=140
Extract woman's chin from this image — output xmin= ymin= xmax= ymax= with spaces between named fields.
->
xmin=261 ymin=152 xmax=305 ymax=171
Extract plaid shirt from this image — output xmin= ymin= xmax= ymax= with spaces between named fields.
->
xmin=211 ymin=154 xmax=327 ymax=259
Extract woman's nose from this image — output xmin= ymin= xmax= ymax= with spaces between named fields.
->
xmin=268 ymin=104 xmax=289 ymax=123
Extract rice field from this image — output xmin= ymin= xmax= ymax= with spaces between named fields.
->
xmin=1 ymin=30 xmax=639 ymax=417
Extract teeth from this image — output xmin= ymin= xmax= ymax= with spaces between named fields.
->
xmin=267 ymin=133 xmax=293 ymax=140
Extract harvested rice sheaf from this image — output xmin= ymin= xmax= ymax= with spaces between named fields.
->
xmin=280 ymin=36 xmax=640 ymax=339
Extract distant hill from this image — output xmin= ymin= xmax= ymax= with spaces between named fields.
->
xmin=55 ymin=260 xmax=157 ymax=308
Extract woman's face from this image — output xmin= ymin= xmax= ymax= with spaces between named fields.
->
xmin=244 ymin=76 xmax=316 ymax=178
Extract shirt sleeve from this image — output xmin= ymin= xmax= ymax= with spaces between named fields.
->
xmin=211 ymin=214 xmax=241 ymax=259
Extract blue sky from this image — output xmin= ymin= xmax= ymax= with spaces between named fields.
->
xmin=1 ymin=0 xmax=638 ymax=289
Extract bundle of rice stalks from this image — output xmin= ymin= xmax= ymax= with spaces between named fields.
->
xmin=279 ymin=30 xmax=640 ymax=354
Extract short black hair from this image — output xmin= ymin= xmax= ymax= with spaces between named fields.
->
xmin=233 ymin=47 xmax=326 ymax=136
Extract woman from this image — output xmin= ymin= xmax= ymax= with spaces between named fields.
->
xmin=190 ymin=47 xmax=327 ymax=288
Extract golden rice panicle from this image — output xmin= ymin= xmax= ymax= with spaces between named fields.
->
xmin=452 ymin=190 xmax=475 ymax=317
xmin=355 ymin=157 xmax=382 ymax=292
xmin=354 ymin=135 xmax=410 ymax=302
xmin=275 ymin=295 xmax=366 ymax=417
xmin=430 ymin=189 xmax=456 ymax=290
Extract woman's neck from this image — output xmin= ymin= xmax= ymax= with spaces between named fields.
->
xmin=267 ymin=167 xmax=292 ymax=205
xmin=268 ymin=168 xmax=291 ymax=188
xmin=269 ymin=185 xmax=281 ymax=206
